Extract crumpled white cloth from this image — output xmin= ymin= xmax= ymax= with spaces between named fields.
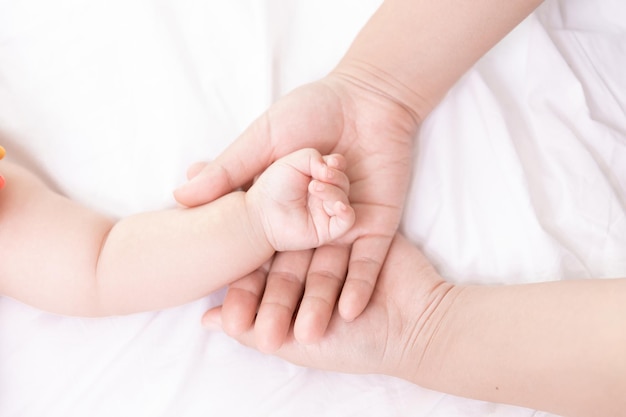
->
xmin=0 ymin=0 xmax=624 ymax=416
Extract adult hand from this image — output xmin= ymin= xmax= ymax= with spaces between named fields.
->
xmin=202 ymin=234 xmax=452 ymax=379
xmin=175 ymin=73 xmax=418 ymax=350
xmin=203 ymin=233 xmax=626 ymax=417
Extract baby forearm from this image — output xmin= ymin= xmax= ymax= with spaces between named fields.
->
xmin=411 ymin=279 xmax=626 ymax=417
xmin=335 ymin=0 xmax=543 ymax=120
xmin=93 ymin=192 xmax=274 ymax=316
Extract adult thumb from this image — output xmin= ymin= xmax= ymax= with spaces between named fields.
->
xmin=173 ymin=120 xmax=274 ymax=207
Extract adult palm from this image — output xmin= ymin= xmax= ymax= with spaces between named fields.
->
xmin=175 ymin=73 xmax=418 ymax=350
xmin=202 ymin=234 xmax=450 ymax=381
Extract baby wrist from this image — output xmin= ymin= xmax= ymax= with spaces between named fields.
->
xmin=241 ymin=191 xmax=275 ymax=255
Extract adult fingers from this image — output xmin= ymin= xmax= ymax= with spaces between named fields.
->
xmin=217 ymin=261 xmax=270 ymax=337
xmin=205 ymin=234 xmax=446 ymax=379
xmin=203 ymin=310 xmax=309 ymax=370
xmin=339 ymin=234 xmax=393 ymax=322
xmin=293 ymin=244 xmax=351 ymax=344
xmin=253 ymin=250 xmax=313 ymax=353
xmin=205 ymin=245 xmax=350 ymax=349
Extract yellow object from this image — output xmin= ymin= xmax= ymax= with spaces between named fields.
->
xmin=0 ymin=145 xmax=4 ymax=189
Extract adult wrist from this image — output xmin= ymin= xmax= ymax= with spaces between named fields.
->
xmin=327 ymin=61 xmax=425 ymax=134
xmin=393 ymin=283 xmax=471 ymax=387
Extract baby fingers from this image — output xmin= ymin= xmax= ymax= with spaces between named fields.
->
xmin=311 ymin=154 xmax=350 ymax=195
xmin=309 ymin=180 xmax=356 ymax=238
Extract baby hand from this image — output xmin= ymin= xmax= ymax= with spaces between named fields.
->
xmin=306 ymin=155 xmax=355 ymax=245
xmin=249 ymin=148 xmax=355 ymax=252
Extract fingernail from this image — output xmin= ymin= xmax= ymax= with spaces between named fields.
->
xmin=177 ymin=168 xmax=207 ymax=189
xmin=325 ymin=165 xmax=334 ymax=180
xmin=175 ymin=176 xmax=197 ymax=193
xmin=173 ymin=173 xmax=204 ymax=201
xmin=202 ymin=313 xmax=222 ymax=330
xmin=326 ymin=155 xmax=339 ymax=168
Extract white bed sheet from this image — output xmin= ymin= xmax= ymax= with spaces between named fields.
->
xmin=0 ymin=0 xmax=624 ymax=416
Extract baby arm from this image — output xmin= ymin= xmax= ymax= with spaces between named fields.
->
xmin=0 ymin=150 xmax=353 ymax=317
